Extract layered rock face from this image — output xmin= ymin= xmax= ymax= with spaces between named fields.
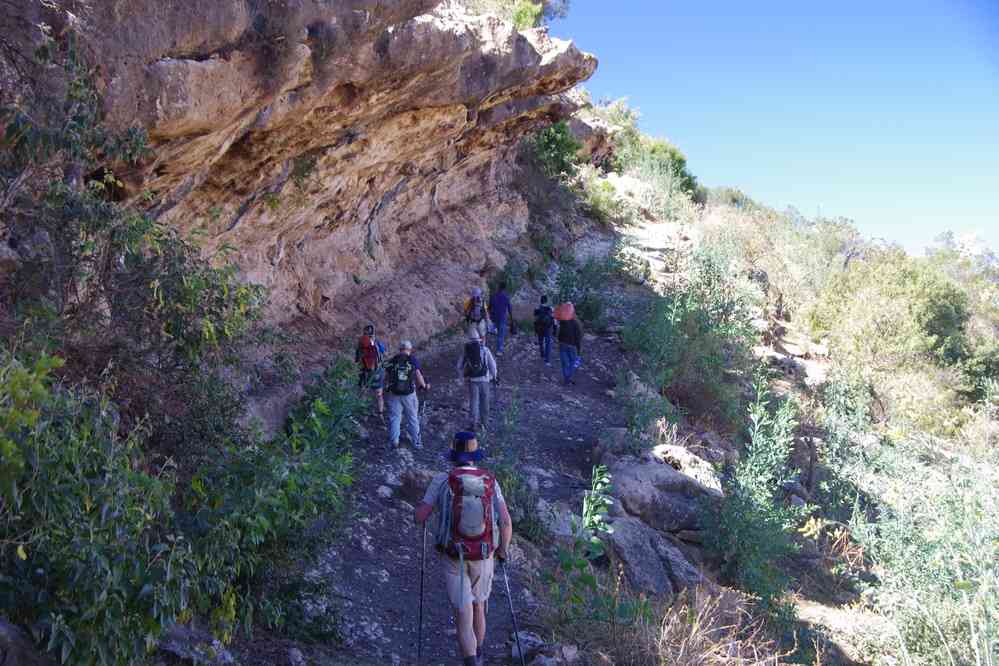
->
xmin=68 ymin=0 xmax=595 ymax=338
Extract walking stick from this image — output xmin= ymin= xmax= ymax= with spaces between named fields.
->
xmin=501 ymin=558 xmax=527 ymax=666
xmin=417 ymin=521 xmax=427 ymax=665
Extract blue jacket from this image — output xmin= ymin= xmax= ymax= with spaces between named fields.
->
xmin=489 ymin=291 xmax=512 ymax=322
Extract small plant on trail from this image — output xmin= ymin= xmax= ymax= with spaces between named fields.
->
xmin=545 ymin=466 xmax=650 ymax=625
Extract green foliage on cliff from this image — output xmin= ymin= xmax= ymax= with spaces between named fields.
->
xmin=530 ymin=119 xmax=582 ymax=179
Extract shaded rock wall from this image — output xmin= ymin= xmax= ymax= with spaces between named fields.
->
xmin=62 ymin=0 xmax=596 ymax=341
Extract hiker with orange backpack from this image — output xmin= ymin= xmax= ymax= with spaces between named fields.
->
xmin=463 ymin=287 xmax=490 ymax=341
xmin=414 ymin=432 xmax=513 ymax=666
xmin=555 ymin=302 xmax=583 ymax=385
xmin=355 ymin=324 xmax=387 ymax=420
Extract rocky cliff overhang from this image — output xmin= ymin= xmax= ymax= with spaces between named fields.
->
xmin=58 ymin=0 xmax=595 ymax=337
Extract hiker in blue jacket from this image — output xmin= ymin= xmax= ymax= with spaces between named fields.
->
xmin=488 ymin=282 xmax=513 ymax=356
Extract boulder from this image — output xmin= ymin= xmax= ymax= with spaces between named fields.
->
xmin=159 ymin=624 xmax=235 ymax=665
xmin=536 ymin=497 xmax=579 ymax=540
xmin=512 ymin=631 xmax=547 ymax=661
xmin=399 ymin=468 xmax=437 ymax=503
xmin=607 ymin=455 xmax=715 ymax=533
xmin=605 ymin=517 xmax=706 ymax=597
xmin=650 ymin=444 xmax=723 ymax=495
xmin=529 ymin=643 xmax=581 ymax=665
xmin=0 ymin=620 xmax=53 ymax=666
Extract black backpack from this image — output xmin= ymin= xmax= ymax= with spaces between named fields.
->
xmin=386 ymin=354 xmax=416 ymax=395
xmin=534 ymin=306 xmax=554 ymax=335
xmin=463 ymin=342 xmax=487 ymax=379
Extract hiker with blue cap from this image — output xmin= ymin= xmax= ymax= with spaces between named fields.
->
xmin=415 ymin=432 xmax=512 ymax=666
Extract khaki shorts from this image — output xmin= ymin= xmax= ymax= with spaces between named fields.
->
xmin=444 ymin=555 xmax=494 ymax=609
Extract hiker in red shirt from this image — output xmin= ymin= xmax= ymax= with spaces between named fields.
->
xmin=355 ymin=324 xmax=386 ymax=420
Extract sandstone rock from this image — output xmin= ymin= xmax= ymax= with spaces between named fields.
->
xmin=605 ymin=516 xmax=706 ymax=597
xmin=160 ymin=624 xmax=235 ymax=665
xmin=13 ymin=1 xmax=596 ymax=337
xmin=536 ymin=497 xmax=579 ymax=539
xmin=608 ymin=456 xmax=715 ymax=533
xmin=0 ymin=620 xmax=53 ymax=666
xmin=593 ymin=427 xmax=633 ymax=464
xmin=287 ymin=647 xmax=306 ymax=666
xmin=650 ymin=443 xmax=723 ymax=495
xmin=0 ymin=243 xmax=19 ymax=277
xmin=399 ymin=468 xmax=436 ymax=503
xmin=512 ymin=631 xmax=547 ymax=660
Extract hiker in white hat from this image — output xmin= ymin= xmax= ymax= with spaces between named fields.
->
xmin=456 ymin=328 xmax=498 ymax=430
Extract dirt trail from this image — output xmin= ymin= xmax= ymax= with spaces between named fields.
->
xmin=307 ymin=322 xmax=628 ymax=665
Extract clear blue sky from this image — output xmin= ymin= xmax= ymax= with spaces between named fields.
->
xmin=551 ymin=0 xmax=999 ymax=254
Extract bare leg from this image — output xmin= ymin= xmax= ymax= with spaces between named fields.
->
xmin=375 ymin=389 xmax=384 ymax=417
xmin=456 ymin=604 xmax=477 ymax=658
xmin=472 ymin=601 xmax=486 ymax=650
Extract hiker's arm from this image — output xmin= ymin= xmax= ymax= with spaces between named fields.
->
xmin=414 ymin=502 xmax=433 ymax=524
xmin=497 ymin=501 xmax=513 ymax=557
xmin=415 ymin=369 xmax=430 ymax=390
xmin=487 ymin=352 xmax=498 ymax=382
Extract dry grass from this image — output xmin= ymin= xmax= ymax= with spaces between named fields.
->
xmin=546 ymin=581 xmax=789 ymax=665
xmin=655 ymin=589 xmax=789 ymax=666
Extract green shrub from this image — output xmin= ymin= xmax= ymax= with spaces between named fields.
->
xmin=459 ymin=0 xmax=569 ymax=25
xmin=0 ymin=352 xmax=362 ymax=664
xmin=544 ymin=466 xmax=651 ymax=625
xmin=706 ymin=378 xmax=801 ymax=623
xmin=0 ymin=352 xmax=198 ymax=665
xmin=578 ymin=166 xmax=629 ymax=227
xmin=489 ymin=257 xmax=528 ymax=297
xmin=591 ymin=98 xmax=702 ymax=200
xmin=530 ymin=120 xmax=581 ymax=179
xmin=553 ymin=254 xmax=618 ymax=328
xmin=622 ymin=246 xmax=757 ymax=425
xmin=511 ymin=0 xmax=544 ymax=29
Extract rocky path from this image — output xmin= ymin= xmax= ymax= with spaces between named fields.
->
xmin=313 ymin=323 xmax=627 ymax=665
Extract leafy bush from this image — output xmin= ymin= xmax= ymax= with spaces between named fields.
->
xmin=459 ymin=0 xmax=569 ymax=25
xmin=511 ymin=0 xmax=544 ymax=29
xmin=489 ymin=256 xmax=528 ymax=297
xmin=577 ymin=165 xmax=630 ymax=227
xmin=623 ymin=246 xmax=757 ymax=426
xmin=544 ymin=466 xmax=650 ymax=626
xmin=0 ymin=351 xmax=361 ymax=664
xmin=0 ymin=352 xmax=197 ymax=665
xmin=530 ymin=120 xmax=581 ymax=179
xmin=706 ymin=379 xmax=801 ymax=623
xmin=591 ymin=98 xmax=703 ymax=201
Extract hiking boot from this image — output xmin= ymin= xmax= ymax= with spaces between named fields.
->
xmin=412 ymin=440 xmax=423 ymax=450
xmin=387 ymin=440 xmax=399 ymax=450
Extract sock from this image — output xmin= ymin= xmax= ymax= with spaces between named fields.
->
xmin=476 ymin=646 xmax=483 ymax=658
xmin=463 ymin=657 xmax=477 ymax=666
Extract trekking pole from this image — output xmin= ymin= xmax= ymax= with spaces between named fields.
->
xmin=501 ymin=558 xmax=527 ymax=666
xmin=417 ymin=521 xmax=427 ymax=665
